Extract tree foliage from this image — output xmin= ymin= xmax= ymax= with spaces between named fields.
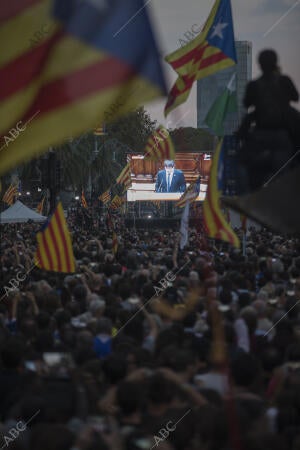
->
xmin=55 ymin=134 xmax=93 ymax=189
xmin=45 ymin=107 xmax=157 ymax=191
xmin=16 ymin=109 xmax=214 ymax=193
xmin=170 ymin=127 xmax=215 ymax=153
xmin=107 ymin=107 xmax=157 ymax=153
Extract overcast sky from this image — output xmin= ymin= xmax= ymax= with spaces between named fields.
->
xmin=145 ymin=0 xmax=300 ymax=127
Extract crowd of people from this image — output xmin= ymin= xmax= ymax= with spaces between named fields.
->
xmin=0 ymin=212 xmax=300 ymax=450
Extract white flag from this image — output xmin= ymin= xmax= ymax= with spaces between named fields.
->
xmin=180 ymin=202 xmax=189 ymax=250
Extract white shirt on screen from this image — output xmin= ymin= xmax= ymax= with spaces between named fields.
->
xmin=166 ymin=169 xmax=174 ymax=192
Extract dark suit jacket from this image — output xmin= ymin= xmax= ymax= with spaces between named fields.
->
xmin=155 ymin=169 xmax=186 ymax=193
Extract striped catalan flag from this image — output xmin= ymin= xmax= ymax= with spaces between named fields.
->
xmin=164 ymin=0 xmax=236 ymax=116
xmin=112 ymin=231 xmax=118 ymax=254
xmin=176 ymin=177 xmax=201 ymax=208
xmin=2 ymin=184 xmax=17 ymax=205
xmin=203 ymin=139 xmax=240 ymax=248
xmin=144 ymin=126 xmax=175 ymax=161
xmin=81 ymin=190 xmax=88 ymax=209
xmin=94 ymin=125 xmax=107 ymax=136
xmin=240 ymin=214 xmax=247 ymax=232
xmin=116 ymin=164 xmax=131 ymax=189
xmin=0 ymin=0 xmax=166 ymax=177
xmin=35 ymin=202 xmax=76 ymax=273
xmin=36 ymin=196 xmax=45 ymax=214
xmin=99 ymin=190 xmax=111 ymax=205
xmin=110 ymin=195 xmax=123 ymax=210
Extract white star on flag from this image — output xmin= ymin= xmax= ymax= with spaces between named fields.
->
xmin=210 ymin=21 xmax=228 ymax=39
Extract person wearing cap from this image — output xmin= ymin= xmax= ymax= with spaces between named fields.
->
xmin=155 ymin=160 xmax=186 ymax=193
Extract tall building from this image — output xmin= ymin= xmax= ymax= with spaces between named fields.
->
xmin=197 ymin=41 xmax=252 ymax=135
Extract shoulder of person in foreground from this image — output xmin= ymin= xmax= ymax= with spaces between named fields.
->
xmin=279 ymin=74 xmax=299 ymax=101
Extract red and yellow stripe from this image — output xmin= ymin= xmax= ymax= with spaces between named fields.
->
xmin=164 ymin=0 xmax=235 ymax=116
xmin=144 ymin=126 xmax=175 ymax=161
xmin=0 ymin=1 xmax=162 ymax=176
xmin=165 ymin=0 xmax=223 ymax=75
xmin=2 ymin=184 xmax=17 ymax=205
xmin=36 ymin=196 xmax=45 ymax=214
xmin=240 ymin=214 xmax=247 ymax=232
xmin=116 ymin=163 xmax=131 ymax=189
xmin=110 ymin=195 xmax=123 ymax=210
xmin=81 ymin=191 xmax=88 ymax=209
xmin=203 ymin=140 xmax=240 ymax=248
xmin=35 ymin=202 xmax=75 ymax=273
xmin=176 ymin=184 xmax=198 ymax=208
xmin=94 ymin=125 xmax=106 ymax=136
xmin=99 ymin=190 xmax=111 ymax=204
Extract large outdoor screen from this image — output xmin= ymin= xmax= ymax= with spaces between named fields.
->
xmin=126 ymin=152 xmax=212 ymax=202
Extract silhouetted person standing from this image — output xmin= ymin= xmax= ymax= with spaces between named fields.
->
xmin=237 ymin=50 xmax=300 ymax=193
xmin=242 ymin=49 xmax=299 ymax=148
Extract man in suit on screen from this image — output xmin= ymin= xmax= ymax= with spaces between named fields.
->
xmin=155 ymin=160 xmax=186 ymax=193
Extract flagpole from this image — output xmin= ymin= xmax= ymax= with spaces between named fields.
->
xmin=242 ymin=231 xmax=246 ymax=257
xmin=133 ymin=206 xmax=136 ymax=231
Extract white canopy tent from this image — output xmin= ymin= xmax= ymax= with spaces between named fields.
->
xmin=0 ymin=200 xmax=47 ymax=224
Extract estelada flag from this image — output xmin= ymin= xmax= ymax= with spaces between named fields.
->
xmin=144 ymin=126 xmax=175 ymax=161
xmin=35 ymin=202 xmax=76 ymax=273
xmin=116 ymin=164 xmax=131 ymax=189
xmin=203 ymin=139 xmax=239 ymax=248
xmin=0 ymin=0 xmax=166 ymax=176
xmin=164 ymin=0 xmax=236 ymax=115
